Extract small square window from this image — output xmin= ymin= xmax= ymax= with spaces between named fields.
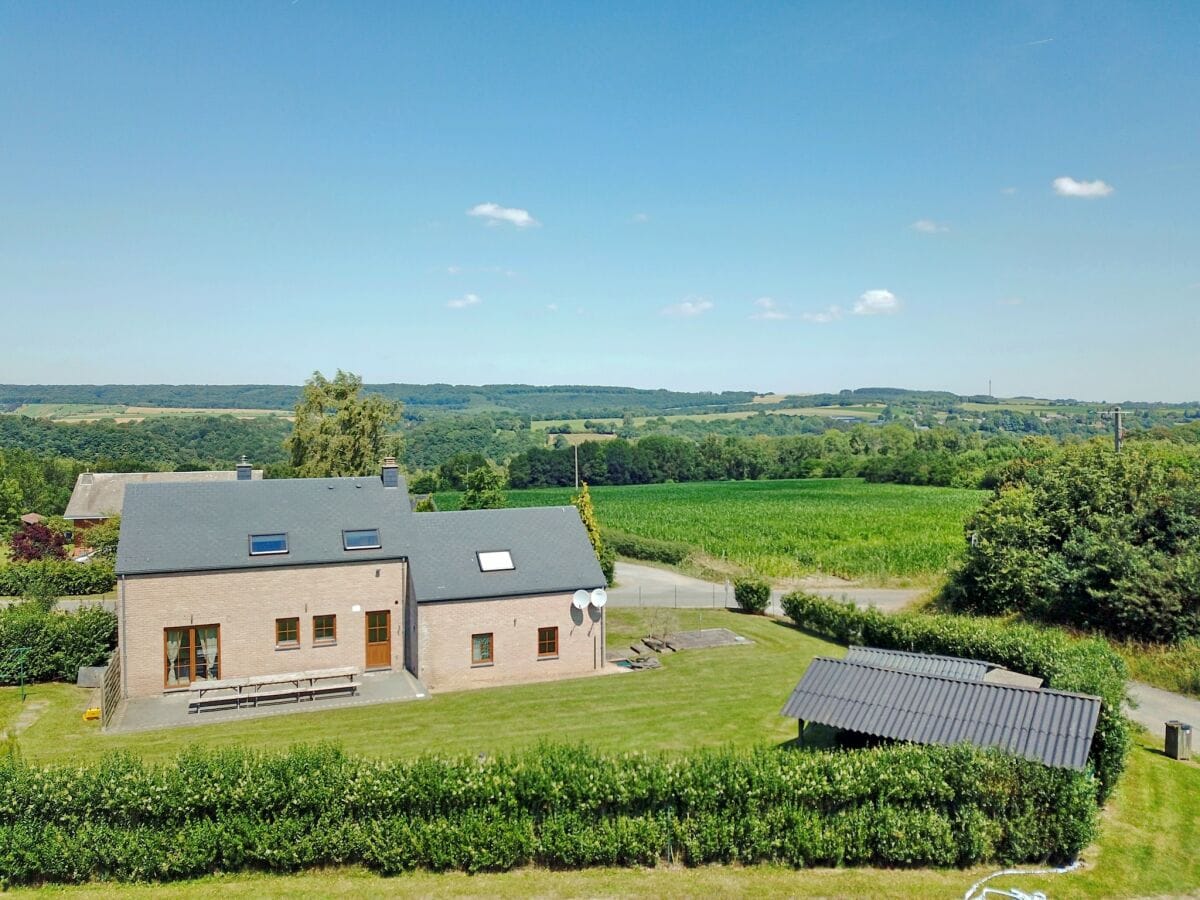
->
xmin=343 ymin=528 xmax=381 ymax=550
xmin=250 ymin=533 xmax=288 ymax=556
xmin=472 ymin=632 xmax=494 ymax=665
xmin=275 ymin=617 xmax=299 ymax=647
xmin=538 ymin=626 xmax=558 ymax=658
xmin=477 ymin=550 xmax=514 ymax=572
xmin=313 ymin=615 xmax=336 ymax=643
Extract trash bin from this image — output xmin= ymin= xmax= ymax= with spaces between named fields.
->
xmin=1165 ymin=721 xmax=1192 ymax=761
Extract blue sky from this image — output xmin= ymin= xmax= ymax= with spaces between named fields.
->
xmin=1 ymin=2 xmax=1197 ymax=400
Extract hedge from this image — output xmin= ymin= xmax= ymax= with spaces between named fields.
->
xmin=733 ymin=577 xmax=771 ymax=614
xmin=780 ymin=591 xmax=1131 ymax=802
xmin=0 ymin=742 xmax=1097 ymax=884
xmin=601 ymin=528 xmax=690 ymax=565
xmin=0 ymin=560 xmax=116 ymax=598
xmin=0 ymin=604 xmax=117 ymax=685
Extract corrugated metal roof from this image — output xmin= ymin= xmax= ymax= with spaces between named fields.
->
xmin=407 ymin=506 xmax=605 ymax=602
xmin=844 ymin=646 xmax=996 ymax=681
xmin=781 ymin=657 xmax=1100 ymax=770
xmin=66 ymin=469 xmax=263 ymax=520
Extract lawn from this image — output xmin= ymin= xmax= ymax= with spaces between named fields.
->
xmin=3 ymin=608 xmax=837 ymax=765
xmin=438 ymin=479 xmax=987 ymax=583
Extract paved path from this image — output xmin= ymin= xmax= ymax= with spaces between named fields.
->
xmin=608 ymin=562 xmax=922 ymax=616
xmin=1127 ymin=680 xmax=1200 ymax=734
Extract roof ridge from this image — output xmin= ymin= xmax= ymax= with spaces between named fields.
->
xmin=822 ymin=656 xmax=1100 ymax=701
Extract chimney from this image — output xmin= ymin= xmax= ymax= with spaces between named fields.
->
xmin=236 ymin=456 xmax=253 ymax=481
xmin=381 ymin=456 xmax=399 ymax=488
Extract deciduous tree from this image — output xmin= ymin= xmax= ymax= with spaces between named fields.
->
xmin=284 ymin=370 xmax=402 ymax=477
xmin=459 ymin=465 xmax=507 ymax=510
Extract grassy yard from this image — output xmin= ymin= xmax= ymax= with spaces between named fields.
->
xmin=2 ymin=609 xmax=836 ymax=765
xmin=438 ymin=479 xmax=986 ymax=583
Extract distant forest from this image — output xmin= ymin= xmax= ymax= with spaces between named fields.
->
xmin=0 ymin=383 xmax=759 ymax=420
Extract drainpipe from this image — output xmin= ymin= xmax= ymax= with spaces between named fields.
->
xmin=118 ymin=575 xmax=128 ymax=698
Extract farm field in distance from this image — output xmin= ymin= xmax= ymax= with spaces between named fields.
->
xmin=437 ymin=478 xmax=987 ymax=583
xmin=10 ymin=403 xmax=292 ymax=422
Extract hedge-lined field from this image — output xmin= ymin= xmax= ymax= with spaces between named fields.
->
xmin=436 ymin=479 xmax=987 ymax=581
xmin=0 ymin=742 xmax=1097 ymax=885
xmin=780 ymin=592 xmax=1131 ymax=802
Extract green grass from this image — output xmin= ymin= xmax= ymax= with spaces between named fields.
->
xmin=6 ymin=736 xmax=1198 ymax=898
xmin=3 ymin=609 xmax=836 ymax=765
xmin=439 ymin=479 xmax=986 ymax=583
xmin=1117 ymin=638 xmax=1200 ymax=699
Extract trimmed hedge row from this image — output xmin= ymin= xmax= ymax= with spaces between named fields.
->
xmin=0 ymin=743 xmax=1097 ymax=884
xmin=0 ymin=603 xmax=117 ymax=685
xmin=733 ymin=577 xmax=771 ymax=614
xmin=0 ymin=560 xmax=116 ymax=597
xmin=780 ymin=591 xmax=1131 ymax=802
xmin=601 ymin=527 xmax=691 ymax=565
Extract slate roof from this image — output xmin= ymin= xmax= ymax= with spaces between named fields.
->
xmin=66 ymin=470 xmax=263 ymax=521
xmin=116 ymin=476 xmax=412 ymax=575
xmin=844 ymin=646 xmax=997 ymax=681
xmin=781 ymin=657 xmax=1100 ymax=770
xmin=407 ymin=507 xmax=606 ymax=602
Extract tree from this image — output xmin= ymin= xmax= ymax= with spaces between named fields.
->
xmin=10 ymin=522 xmax=66 ymax=562
xmin=572 ymin=482 xmax=613 ymax=586
xmin=459 ymin=466 xmax=507 ymax=510
xmin=437 ymin=452 xmax=489 ymax=491
xmin=85 ymin=516 xmax=122 ymax=558
xmin=284 ymin=370 xmax=402 ymax=477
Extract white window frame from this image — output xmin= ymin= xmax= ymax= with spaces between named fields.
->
xmin=477 ymin=550 xmax=515 ymax=572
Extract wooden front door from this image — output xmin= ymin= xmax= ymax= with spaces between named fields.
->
xmin=365 ymin=610 xmax=391 ymax=670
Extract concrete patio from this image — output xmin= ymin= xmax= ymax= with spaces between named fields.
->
xmin=105 ymin=668 xmax=429 ymax=734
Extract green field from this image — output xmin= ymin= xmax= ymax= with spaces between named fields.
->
xmin=11 ymin=403 xmax=290 ymax=422
xmin=439 ymin=479 xmax=987 ymax=583
xmin=531 ymin=404 xmax=882 ymax=430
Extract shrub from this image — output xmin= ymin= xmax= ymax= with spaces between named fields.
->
xmin=601 ymin=528 xmax=690 ymax=565
xmin=733 ymin=577 xmax=770 ymax=614
xmin=9 ymin=523 xmax=65 ymax=562
xmin=0 ymin=559 xmax=116 ymax=597
xmin=0 ymin=603 xmax=116 ymax=685
xmin=779 ymin=591 xmax=1131 ymax=802
xmin=0 ymin=742 xmax=1098 ymax=885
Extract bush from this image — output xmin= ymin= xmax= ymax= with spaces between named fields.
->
xmin=0 ymin=559 xmax=116 ymax=598
xmin=601 ymin=528 xmax=690 ymax=565
xmin=779 ymin=591 xmax=1131 ymax=802
xmin=599 ymin=545 xmax=616 ymax=587
xmin=733 ymin=577 xmax=770 ymax=614
xmin=0 ymin=603 xmax=116 ymax=685
xmin=0 ymin=741 xmax=1097 ymax=884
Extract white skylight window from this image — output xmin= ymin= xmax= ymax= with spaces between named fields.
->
xmin=249 ymin=533 xmax=288 ymax=556
xmin=343 ymin=528 xmax=381 ymax=550
xmin=477 ymin=550 xmax=514 ymax=572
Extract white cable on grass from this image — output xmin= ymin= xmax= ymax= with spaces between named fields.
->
xmin=963 ymin=860 xmax=1082 ymax=900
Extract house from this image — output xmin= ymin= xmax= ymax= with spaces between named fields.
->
xmin=781 ymin=648 xmax=1100 ymax=769
xmin=65 ymin=459 xmax=265 ymax=533
xmin=114 ymin=459 xmax=606 ymax=698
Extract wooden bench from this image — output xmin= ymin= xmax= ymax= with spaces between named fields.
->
xmin=188 ymin=666 xmax=361 ymax=713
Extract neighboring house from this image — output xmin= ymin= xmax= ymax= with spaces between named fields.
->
xmin=114 ymin=459 xmax=606 ymax=698
xmin=65 ymin=460 xmax=265 ymax=533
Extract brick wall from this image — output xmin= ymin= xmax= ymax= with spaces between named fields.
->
xmin=120 ymin=560 xmax=407 ymax=697
xmin=417 ymin=592 xmax=605 ymax=692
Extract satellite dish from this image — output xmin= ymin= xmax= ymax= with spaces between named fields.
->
xmin=590 ymin=588 xmax=608 ymax=608
xmin=572 ymin=590 xmax=590 ymax=610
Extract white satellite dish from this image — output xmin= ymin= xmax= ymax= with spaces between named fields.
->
xmin=572 ymin=589 xmax=590 ymax=610
xmin=590 ymin=588 xmax=608 ymax=608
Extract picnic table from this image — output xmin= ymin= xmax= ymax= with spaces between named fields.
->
xmin=188 ymin=666 xmax=361 ymax=713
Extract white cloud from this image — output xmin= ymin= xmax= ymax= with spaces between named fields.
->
xmin=446 ymin=265 xmax=462 ymax=275
xmin=661 ymin=298 xmax=714 ymax=318
xmin=853 ymin=289 xmax=900 ymax=316
xmin=801 ymin=305 xmax=844 ymax=324
xmin=546 ymin=303 xmax=559 ymax=312
xmin=999 ymin=296 xmax=1024 ymax=306
xmin=1053 ymin=177 xmax=1114 ymax=198
xmin=630 ymin=212 xmax=650 ymax=223
xmin=446 ymin=293 xmax=482 ymax=309
xmin=467 ymin=202 xmax=541 ymax=228
xmin=1001 ymin=186 xmax=1018 ymax=195
xmin=1024 ymin=37 xmax=1054 ymax=46
xmin=750 ymin=297 xmax=788 ymax=321
xmin=911 ymin=219 xmax=949 ymax=234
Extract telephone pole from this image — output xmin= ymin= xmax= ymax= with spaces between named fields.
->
xmin=574 ymin=443 xmax=579 ymax=488
xmin=1111 ymin=406 xmax=1123 ymax=454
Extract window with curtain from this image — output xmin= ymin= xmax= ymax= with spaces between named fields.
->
xmin=164 ymin=625 xmax=220 ymax=688
xmin=471 ymin=632 xmax=494 ymax=665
